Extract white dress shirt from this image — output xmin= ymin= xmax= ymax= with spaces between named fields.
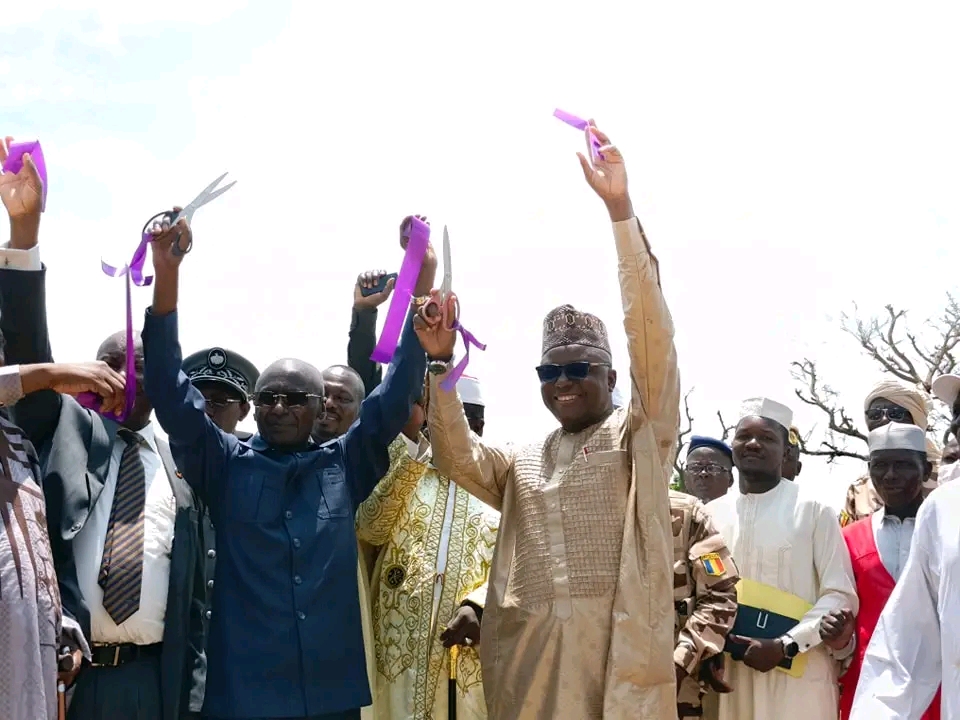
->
xmin=851 ymin=480 xmax=960 ymax=719
xmin=73 ymin=423 xmax=176 ymax=645
xmin=0 ymin=242 xmax=176 ymax=645
xmin=871 ymin=506 xmax=915 ymax=582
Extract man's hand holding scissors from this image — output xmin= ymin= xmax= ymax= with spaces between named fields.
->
xmin=0 ymin=134 xmax=42 ymax=250
xmin=148 ymin=208 xmax=192 ymax=316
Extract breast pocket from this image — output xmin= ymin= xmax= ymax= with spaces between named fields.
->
xmin=316 ymin=466 xmax=352 ymax=520
xmin=226 ymin=473 xmax=284 ymax=524
xmin=760 ymin=543 xmax=794 ymax=592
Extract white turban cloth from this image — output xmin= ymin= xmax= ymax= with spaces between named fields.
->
xmin=863 ymin=380 xmax=932 ymax=432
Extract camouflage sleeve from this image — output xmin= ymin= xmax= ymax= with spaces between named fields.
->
xmin=675 ymin=501 xmax=740 ymax=676
xmin=839 ymin=482 xmax=859 ymax=527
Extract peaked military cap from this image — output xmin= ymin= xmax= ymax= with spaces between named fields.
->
xmin=182 ymin=347 xmax=259 ymax=400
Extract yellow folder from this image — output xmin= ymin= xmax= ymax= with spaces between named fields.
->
xmin=729 ymin=578 xmax=813 ymax=679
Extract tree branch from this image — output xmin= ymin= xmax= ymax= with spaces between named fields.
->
xmin=716 ymin=411 xmax=735 ymax=442
xmin=674 ymin=388 xmax=695 ymax=477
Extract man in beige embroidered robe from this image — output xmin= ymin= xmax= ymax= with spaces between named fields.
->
xmin=412 ymin=122 xmax=679 ymax=719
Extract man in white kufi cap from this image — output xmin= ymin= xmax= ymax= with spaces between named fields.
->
xmin=819 ymin=423 xmax=942 ymax=719
xmin=706 ymin=398 xmax=857 ymax=720
xmin=850 ymin=424 xmax=960 ymax=718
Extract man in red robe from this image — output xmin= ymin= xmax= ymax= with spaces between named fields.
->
xmin=820 ymin=422 xmax=941 ymax=719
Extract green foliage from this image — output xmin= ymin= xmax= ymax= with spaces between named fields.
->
xmin=670 ymin=468 xmax=685 ymax=492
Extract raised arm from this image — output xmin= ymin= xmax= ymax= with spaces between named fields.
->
xmin=424 ymin=372 xmax=513 ymax=510
xmin=340 ymin=227 xmax=435 ymax=506
xmin=0 ymin=141 xmax=64 ymax=447
xmin=850 ymin=497 xmax=942 ymax=719
xmin=348 ymin=269 xmax=397 ymax=396
xmin=786 ymin=503 xmax=859 ymax=654
xmin=575 ymin=123 xmax=680 ymax=472
xmin=143 ymin=214 xmax=235 ymax=506
xmin=355 ymin=433 xmax=429 ymax=545
xmin=341 ymin=309 xmax=427 ymax=506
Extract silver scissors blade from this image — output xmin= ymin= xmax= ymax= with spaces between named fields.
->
xmin=177 ymin=172 xmax=236 ymax=222
xmin=441 ymin=225 xmax=452 ymax=298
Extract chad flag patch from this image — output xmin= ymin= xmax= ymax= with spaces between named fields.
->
xmin=700 ymin=553 xmax=725 ymax=576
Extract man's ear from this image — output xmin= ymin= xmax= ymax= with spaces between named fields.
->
xmin=239 ymin=401 xmax=251 ymax=422
xmin=607 ymin=369 xmax=617 ymax=392
xmin=924 ymin=460 xmax=934 ymax=480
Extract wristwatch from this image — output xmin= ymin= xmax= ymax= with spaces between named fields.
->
xmin=427 ymin=357 xmax=453 ymax=375
xmin=779 ymin=635 xmax=800 ymax=659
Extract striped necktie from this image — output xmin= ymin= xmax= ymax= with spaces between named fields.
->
xmin=98 ymin=428 xmax=146 ymax=625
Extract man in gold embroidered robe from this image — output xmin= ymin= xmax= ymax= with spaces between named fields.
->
xmin=412 ymin=122 xmax=679 ymax=719
xmin=345 ymin=270 xmax=498 ymax=720
xmin=354 ymin=379 xmax=498 ymax=720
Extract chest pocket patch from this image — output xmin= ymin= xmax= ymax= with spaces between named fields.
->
xmin=316 ymin=466 xmax=351 ymax=521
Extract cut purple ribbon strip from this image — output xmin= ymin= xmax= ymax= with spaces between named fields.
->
xmin=2 ymin=140 xmax=48 ymax=212
xmin=439 ymin=323 xmax=486 ymax=392
xmin=75 ymin=236 xmax=155 ymax=421
xmin=371 ymin=217 xmax=430 ymax=364
xmin=553 ymin=109 xmax=603 ymax=161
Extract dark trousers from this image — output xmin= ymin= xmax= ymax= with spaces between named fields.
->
xmin=204 ymin=712 xmax=360 ymax=720
xmin=68 ymin=654 xmax=162 ymax=720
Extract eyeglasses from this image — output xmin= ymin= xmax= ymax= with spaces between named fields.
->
xmin=685 ymin=463 xmax=730 ymax=476
xmin=865 ymin=407 xmax=910 ymax=423
xmin=204 ymin=398 xmax=243 ymax=410
xmin=253 ymin=391 xmax=323 ymax=408
xmin=536 ymin=362 xmax=609 ymax=383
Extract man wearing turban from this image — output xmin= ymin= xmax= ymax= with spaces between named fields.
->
xmin=840 ymin=380 xmax=939 ymax=527
xmin=413 ymin=121 xmax=679 ymax=718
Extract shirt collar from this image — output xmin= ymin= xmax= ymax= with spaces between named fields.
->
xmin=116 ymin=422 xmax=158 ymax=454
xmin=875 ymin=505 xmax=916 ymax=526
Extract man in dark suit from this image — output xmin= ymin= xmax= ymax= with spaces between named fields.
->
xmin=0 ymin=142 xmax=212 ymax=720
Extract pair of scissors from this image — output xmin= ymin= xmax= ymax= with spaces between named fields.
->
xmin=424 ymin=226 xmax=460 ymax=331
xmin=141 ymin=172 xmax=236 ymax=255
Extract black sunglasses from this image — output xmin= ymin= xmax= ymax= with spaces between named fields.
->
xmin=204 ymin=398 xmax=244 ymax=410
xmin=865 ymin=407 xmax=910 ymax=423
xmin=253 ymin=391 xmax=323 ymax=408
xmin=535 ymin=362 xmax=609 ymax=383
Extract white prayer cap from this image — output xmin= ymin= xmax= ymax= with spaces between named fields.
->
xmin=612 ymin=386 xmax=625 ymax=408
xmin=457 ymin=375 xmax=484 ymax=407
xmin=738 ymin=397 xmax=793 ymax=432
xmin=932 ymin=373 xmax=960 ymax=408
xmin=868 ymin=422 xmax=927 ymax=454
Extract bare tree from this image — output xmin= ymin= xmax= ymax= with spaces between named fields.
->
xmin=792 ymin=294 xmax=960 ymax=462
xmin=716 ymin=411 xmax=736 ymax=442
xmin=674 ymin=388 xmax=695 ymax=477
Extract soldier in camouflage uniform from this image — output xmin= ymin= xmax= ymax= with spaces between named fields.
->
xmin=671 ymin=489 xmax=739 ymax=720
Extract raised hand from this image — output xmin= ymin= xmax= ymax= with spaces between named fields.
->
xmin=353 ymin=270 xmax=396 ymax=310
xmin=0 ymin=135 xmax=43 ymax=248
xmin=576 ymin=122 xmax=633 ymax=222
xmin=147 ymin=208 xmax=192 ymax=275
xmin=413 ymin=290 xmax=458 ymax=360
xmin=400 ymin=215 xmax=438 ymax=297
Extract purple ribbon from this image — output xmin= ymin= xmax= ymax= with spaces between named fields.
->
xmin=2 ymin=140 xmax=48 ymax=211
xmin=439 ymin=323 xmax=486 ymax=392
xmin=75 ymin=238 xmax=154 ymax=422
xmin=553 ymin=109 xmax=603 ymax=160
xmin=371 ymin=217 xmax=430 ymax=364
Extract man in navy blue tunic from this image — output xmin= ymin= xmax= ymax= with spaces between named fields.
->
xmin=141 ymin=216 xmax=434 ymax=720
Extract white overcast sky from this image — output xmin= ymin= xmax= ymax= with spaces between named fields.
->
xmin=2 ymin=0 xmax=958 ymax=509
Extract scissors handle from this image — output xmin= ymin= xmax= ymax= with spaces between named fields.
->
xmin=423 ymin=292 xmax=460 ymax=332
xmin=141 ymin=210 xmax=193 ymax=256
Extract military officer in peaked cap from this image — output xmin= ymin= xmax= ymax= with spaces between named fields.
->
xmin=182 ymin=347 xmax=259 ymax=441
